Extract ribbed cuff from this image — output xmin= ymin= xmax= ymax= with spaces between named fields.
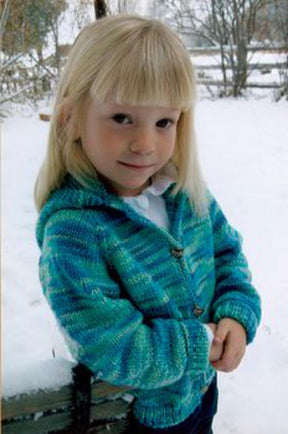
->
xmin=181 ymin=320 xmax=210 ymax=373
xmin=203 ymin=324 xmax=214 ymax=347
xmin=212 ymin=300 xmax=259 ymax=344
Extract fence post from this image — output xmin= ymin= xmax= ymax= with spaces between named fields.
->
xmin=71 ymin=364 xmax=92 ymax=433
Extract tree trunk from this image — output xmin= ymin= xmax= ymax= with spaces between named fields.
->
xmin=235 ymin=34 xmax=248 ymax=95
xmin=94 ymin=0 xmax=108 ymax=19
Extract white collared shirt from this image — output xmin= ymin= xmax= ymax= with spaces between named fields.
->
xmin=122 ymin=174 xmax=173 ymax=231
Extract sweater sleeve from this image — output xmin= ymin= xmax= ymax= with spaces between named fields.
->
xmin=207 ymin=192 xmax=261 ymax=344
xmin=39 ymin=213 xmax=210 ymax=390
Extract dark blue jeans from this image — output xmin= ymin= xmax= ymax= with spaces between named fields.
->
xmin=125 ymin=375 xmax=218 ymax=434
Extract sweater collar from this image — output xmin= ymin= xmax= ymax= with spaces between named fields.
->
xmin=37 ymin=165 xmax=184 ymax=250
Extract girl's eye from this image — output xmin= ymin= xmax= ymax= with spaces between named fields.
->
xmin=112 ymin=113 xmax=131 ymax=125
xmin=156 ymin=118 xmax=173 ymax=129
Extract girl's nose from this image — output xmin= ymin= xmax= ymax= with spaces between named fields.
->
xmin=129 ymin=127 xmax=155 ymax=155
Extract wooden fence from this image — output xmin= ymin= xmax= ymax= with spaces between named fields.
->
xmin=195 ymin=61 xmax=287 ymax=90
xmin=187 ymin=46 xmax=287 ymax=92
xmin=2 ymin=364 xmax=134 ymax=433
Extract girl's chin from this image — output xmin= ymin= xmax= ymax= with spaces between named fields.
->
xmin=110 ymin=180 xmax=151 ymax=197
xmin=98 ymin=173 xmax=152 ymax=197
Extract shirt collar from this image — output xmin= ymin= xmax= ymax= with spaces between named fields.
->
xmin=145 ymin=174 xmax=173 ymax=197
xmin=122 ymin=174 xmax=173 ymax=212
xmin=130 ymin=162 xmax=177 ymax=198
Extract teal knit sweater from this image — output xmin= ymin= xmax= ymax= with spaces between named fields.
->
xmin=36 ymin=175 xmax=261 ymax=429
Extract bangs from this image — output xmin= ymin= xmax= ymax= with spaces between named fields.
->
xmin=89 ymin=24 xmax=195 ymax=110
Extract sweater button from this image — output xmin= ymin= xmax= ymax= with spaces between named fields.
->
xmin=170 ymin=247 xmax=184 ymax=258
xmin=194 ymin=305 xmax=204 ymax=317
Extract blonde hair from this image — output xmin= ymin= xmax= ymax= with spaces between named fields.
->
xmin=34 ymin=14 xmax=207 ymax=214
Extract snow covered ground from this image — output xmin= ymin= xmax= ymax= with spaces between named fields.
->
xmin=2 ymin=97 xmax=288 ymax=433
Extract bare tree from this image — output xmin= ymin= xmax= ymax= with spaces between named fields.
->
xmin=0 ymin=0 xmax=27 ymax=113
xmin=253 ymin=0 xmax=288 ymax=100
xmin=71 ymin=0 xmax=139 ymax=27
xmin=0 ymin=0 xmax=68 ymax=112
xmin=0 ymin=0 xmax=10 ymax=42
xmin=160 ymin=0 xmax=268 ymax=97
xmin=275 ymin=0 xmax=288 ymax=99
xmin=115 ymin=0 xmax=137 ymax=13
xmin=94 ymin=0 xmax=108 ymax=19
xmin=266 ymin=0 xmax=288 ymax=100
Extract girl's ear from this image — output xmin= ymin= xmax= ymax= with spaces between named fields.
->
xmin=58 ymin=100 xmax=81 ymax=140
xmin=58 ymin=100 xmax=72 ymax=127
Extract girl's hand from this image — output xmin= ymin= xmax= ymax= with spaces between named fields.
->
xmin=211 ymin=318 xmax=247 ymax=372
xmin=207 ymin=323 xmax=224 ymax=362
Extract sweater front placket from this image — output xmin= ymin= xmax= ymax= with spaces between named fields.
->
xmin=100 ymin=187 xmax=203 ymax=322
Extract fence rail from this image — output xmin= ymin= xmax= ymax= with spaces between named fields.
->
xmin=197 ymin=80 xmax=283 ymax=89
xmin=195 ymin=62 xmax=287 ymax=71
xmin=188 ymin=44 xmax=287 ymax=55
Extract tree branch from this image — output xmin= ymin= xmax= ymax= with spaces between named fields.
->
xmin=0 ymin=84 xmax=34 ymax=105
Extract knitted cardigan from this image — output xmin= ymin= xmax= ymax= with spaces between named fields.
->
xmin=36 ymin=175 xmax=261 ymax=429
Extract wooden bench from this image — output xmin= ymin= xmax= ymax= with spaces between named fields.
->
xmin=2 ymin=364 xmax=134 ymax=433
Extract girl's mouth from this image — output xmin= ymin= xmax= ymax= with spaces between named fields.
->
xmin=118 ymin=162 xmax=154 ymax=169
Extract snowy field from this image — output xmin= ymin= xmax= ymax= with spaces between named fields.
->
xmin=2 ymin=97 xmax=288 ymax=433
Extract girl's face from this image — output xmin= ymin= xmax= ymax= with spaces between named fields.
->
xmin=81 ymin=100 xmax=181 ymax=196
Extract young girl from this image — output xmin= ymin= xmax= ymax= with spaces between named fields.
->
xmin=35 ymin=15 xmax=261 ymax=434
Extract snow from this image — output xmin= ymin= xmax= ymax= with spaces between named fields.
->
xmin=2 ymin=97 xmax=288 ymax=433
xmin=196 ymin=99 xmax=288 ymax=433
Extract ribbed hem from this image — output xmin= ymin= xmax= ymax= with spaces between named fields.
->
xmin=131 ymin=369 xmax=216 ymax=429
xmin=132 ymin=395 xmax=201 ymax=429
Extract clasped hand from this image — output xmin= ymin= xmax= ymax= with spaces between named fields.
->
xmin=207 ymin=318 xmax=247 ymax=373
